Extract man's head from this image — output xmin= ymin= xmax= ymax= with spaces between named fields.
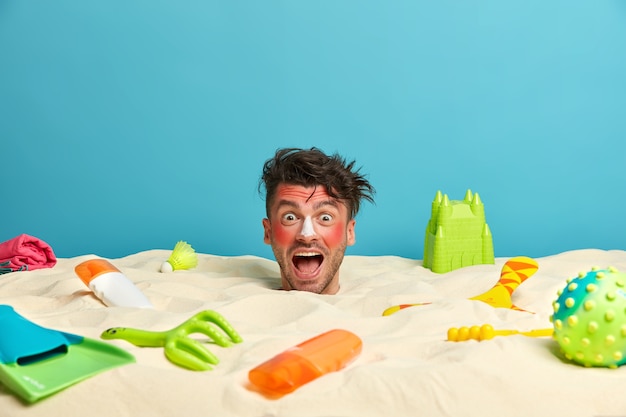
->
xmin=259 ymin=147 xmax=375 ymax=294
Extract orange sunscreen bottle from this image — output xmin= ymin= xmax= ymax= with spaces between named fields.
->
xmin=75 ymin=259 xmax=153 ymax=308
xmin=248 ymin=329 xmax=362 ymax=395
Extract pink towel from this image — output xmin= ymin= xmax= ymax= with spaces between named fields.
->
xmin=0 ymin=234 xmax=57 ymax=274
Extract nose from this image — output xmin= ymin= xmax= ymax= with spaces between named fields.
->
xmin=297 ymin=216 xmax=318 ymax=240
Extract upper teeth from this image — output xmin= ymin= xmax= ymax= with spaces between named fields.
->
xmin=296 ymin=252 xmax=318 ymax=257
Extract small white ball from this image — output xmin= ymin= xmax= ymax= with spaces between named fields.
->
xmin=160 ymin=261 xmax=173 ymax=273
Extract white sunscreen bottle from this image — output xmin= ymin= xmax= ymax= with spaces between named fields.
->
xmin=75 ymin=259 xmax=154 ymax=308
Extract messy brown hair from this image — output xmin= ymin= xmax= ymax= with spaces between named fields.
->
xmin=259 ymin=147 xmax=375 ymax=219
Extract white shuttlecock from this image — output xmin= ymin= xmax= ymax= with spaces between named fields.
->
xmin=160 ymin=241 xmax=198 ymax=272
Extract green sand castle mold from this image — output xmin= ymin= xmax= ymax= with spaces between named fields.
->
xmin=423 ymin=189 xmax=494 ymax=273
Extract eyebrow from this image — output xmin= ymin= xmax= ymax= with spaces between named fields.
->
xmin=275 ymin=199 xmax=341 ymax=211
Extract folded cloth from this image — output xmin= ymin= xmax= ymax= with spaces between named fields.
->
xmin=0 ymin=234 xmax=57 ymax=274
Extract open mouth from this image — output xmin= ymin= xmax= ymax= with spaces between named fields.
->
xmin=292 ymin=252 xmax=324 ymax=275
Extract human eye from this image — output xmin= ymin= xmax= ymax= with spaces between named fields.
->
xmin=319 ymin=213 xmax=334 ymax=223
xmin=281 ymin=212 xmax=298 ymax=225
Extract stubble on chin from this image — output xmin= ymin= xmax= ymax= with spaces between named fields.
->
xmin=277 ymin=251 xmax=345 ymax=295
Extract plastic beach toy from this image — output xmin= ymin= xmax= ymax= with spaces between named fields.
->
xmin=423 ymin=189 xmax=494 ymax=273
xmin=446 ymin=324 xmax=553 ymax=342
xmin=551 ymin=266 xmax=626 ymax=368
xmin=383 ymin=256 xmax=539 ymax=316
xmin=160 ymin=241 xmax=198 ymax=272
xmin=248 ymin=329 xmax=362 ymax=396
xmin=75 ymin=258 xmax=153 ymax=308
xmin=101 ymin=310 xmax=242 ymax=371
xmin=0 ymin=305 xmax=134 ymax=403
xmin=447 ymin=266 xmax=626 ymax=369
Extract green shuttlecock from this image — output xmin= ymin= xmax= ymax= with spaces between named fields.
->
xmin=160 ymin=241 xmax=198 ymax=272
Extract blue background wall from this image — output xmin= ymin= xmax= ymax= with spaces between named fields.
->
xmin=1 ymin=1 xmax=625 ymax=260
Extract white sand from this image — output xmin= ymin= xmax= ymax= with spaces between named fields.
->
xmin=1 ymin=249 xmax=626 ymax=417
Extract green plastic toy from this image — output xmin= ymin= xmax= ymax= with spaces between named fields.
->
xmin=101 ymin=310 xmax=243 ymax=371
xmin=423 ymin=189 xmax=495 ymax=273
xmin=551 ymin=266 xmax=626 ymax=368
xmin=0 ymin=305 xmax=134 ymax=403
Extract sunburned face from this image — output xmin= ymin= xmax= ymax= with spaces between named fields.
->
xmin=263 ymin=184 xmax=355 ymax=295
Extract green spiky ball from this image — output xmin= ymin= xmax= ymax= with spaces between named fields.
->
xmin=551 ymin=266 xmax=626 ymax=368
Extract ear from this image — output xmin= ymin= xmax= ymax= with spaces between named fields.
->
xmin=346 ymin=219 xmax=356 ymax=246
xmin=262 ymin=218 xmax=271 ymax=244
